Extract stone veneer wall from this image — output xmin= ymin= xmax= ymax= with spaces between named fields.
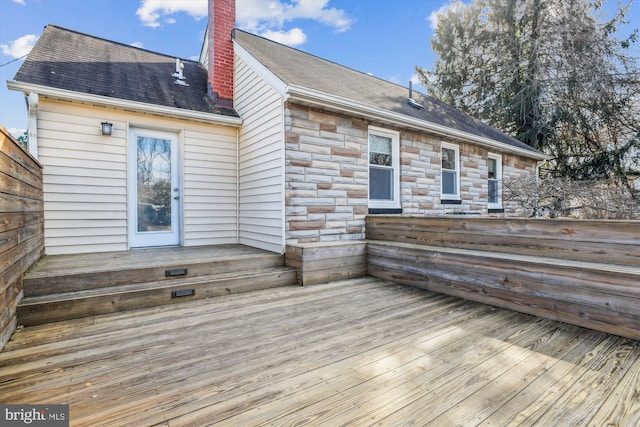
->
xmin=284 ymin=102 xmax=538 ymax=244
xmin=399 ymin=133 xmax=537 ymax=216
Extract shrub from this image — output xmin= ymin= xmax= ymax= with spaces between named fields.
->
xmin=504 ymin=177 xmax=640 ymax=219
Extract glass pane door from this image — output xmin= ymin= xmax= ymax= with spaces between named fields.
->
xmin=128 ymin=129 xmax=180 ymax=247
xmin=137 ymin=136 xmax=172 ymax=232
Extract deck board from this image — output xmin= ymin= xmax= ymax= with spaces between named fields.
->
xmin=25 ymin=244 xmax=270 ymax=275
xmin=1 ymin=277 xmax=640 ymax=426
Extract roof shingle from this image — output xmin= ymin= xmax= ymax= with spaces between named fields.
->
xmin=14 ymin=25 xmax=238 ymax=118
xmin=14 ymin=25 xmax=541 ymax=155
xmin=233 ymin=29 xmax=539 ymax=154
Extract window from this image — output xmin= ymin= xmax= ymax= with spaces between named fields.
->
xmin=488 ymin=153 xmax=503 ymax=209
xmin=368 ymin=127 xmax=400 ymax=209
xmin=441 ymin=142 xmax=460 ymax=200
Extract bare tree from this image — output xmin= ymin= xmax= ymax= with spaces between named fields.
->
xmin=504 ymin=176 xmax=639 ymax=219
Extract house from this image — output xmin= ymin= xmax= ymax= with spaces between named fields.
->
xmin=7 ymin=0 xmax=545 ymax=256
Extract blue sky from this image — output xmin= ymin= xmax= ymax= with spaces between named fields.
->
xmin=1 ymin=0 xmax=638 ymax=137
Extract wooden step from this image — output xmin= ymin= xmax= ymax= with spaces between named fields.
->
xmin=17 ymin=267 xmax=298 ymax=326
xmin=23 ymin=245 xmax=285 ymax=297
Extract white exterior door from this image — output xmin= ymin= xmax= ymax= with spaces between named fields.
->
xmin=128 ymin=128 xmax=180 ymax=248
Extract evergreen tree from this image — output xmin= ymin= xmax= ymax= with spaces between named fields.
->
xmin=17 ymin=130 xmax=28 ymax=150
xmin=419 ymin=0 xmax=640 ymax=183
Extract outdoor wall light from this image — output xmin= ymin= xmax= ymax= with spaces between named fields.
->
xmin=101 ymin=121 xmax=113 ymax=136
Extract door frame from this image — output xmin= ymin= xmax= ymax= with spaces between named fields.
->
xmin=127 ymin=127 xmax=182 ymax=248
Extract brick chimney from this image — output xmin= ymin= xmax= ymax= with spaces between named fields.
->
xmin=207 ymin=0 xmax=235 ymax=108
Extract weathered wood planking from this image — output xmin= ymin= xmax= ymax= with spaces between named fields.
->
xmin=17 ymin=267 xmax=297 ymax=326
xmin=366 ymin=215 xmax=640 ymax=266
xmin=366 ymin=215 xmax=640 ymax=340
xmin=23 ymin=244 xmax=286 ymax=296
xmin=18 ymin=245 xmax=297 ymax=325
xmin=285 ymin=241 xmax=367 ymax=285
xmin=368 ymin=245 xmax=640 ymax=340
xmin=2 ymin=278 xmax=639 ymax=426
xmin=0 ymin=125 xmax=44 ymax=350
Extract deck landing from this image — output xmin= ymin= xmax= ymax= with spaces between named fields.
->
xmin=2 ymin=277 xmax=639 ymax=426
xmin=18 ymin=245 xmax=296 ymax=325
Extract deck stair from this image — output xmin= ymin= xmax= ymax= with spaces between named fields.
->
xmin=17 ymin=245 xmax=297 ymax=326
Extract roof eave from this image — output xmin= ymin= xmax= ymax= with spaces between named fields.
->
xmin=286 ymin=84 xmax=548 ymax=161
xmin=7 ymin=80 xmax=243 ymax=128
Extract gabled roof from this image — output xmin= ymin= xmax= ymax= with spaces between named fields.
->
xmin=13 ymin=25 xmax=238 ymax=118
xmin=233 ymin=29 xmax=542 ymax=158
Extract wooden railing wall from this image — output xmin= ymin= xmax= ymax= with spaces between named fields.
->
xmin=366 ymin=216 xmax=639 ymax=266
xmin=0 ymin=126 xmax=44 ymax=350
xmin=366 ymin=215 xmax=640 ymax=340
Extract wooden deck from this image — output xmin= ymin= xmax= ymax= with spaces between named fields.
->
xmin=366 ymin=216 xmax=640 ymax=340
xmin=18 ymin=244 xmax=296 ymax=325
xmin=2 ymin=277 xmax=640 ymax=426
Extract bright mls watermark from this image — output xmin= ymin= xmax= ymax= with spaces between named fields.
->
xmin=1 ymin=405 xmax=68 ymax=426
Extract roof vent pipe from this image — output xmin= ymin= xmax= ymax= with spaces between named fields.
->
xmin=173 ymin=58 xmax=189 ymax=86
xmin=407 ymin=81 xmax=425 ymax=110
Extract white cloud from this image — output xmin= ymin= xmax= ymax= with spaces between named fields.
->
xmin=428 ymin=1 xmax=467 ymax=30
xmin=0 ymin=34 xmax=38 ymax=58
xmin=280 ymin=0 xmax=351 ymax=32
xmin=238 ymin=0 xmax=352 ymax=39
xmin=389 ymin=73 xmax=425 ymax=92
xmin=8 ymin=128 xmax=26 ymax=138
xmin=130 ymin=41 xmax=144 ymax=48
xmin=12 ymin=0 xmax=26 ymax=5
xmin=388 ymin=74 xmax=402 ymax=85
xmin=134 ymin=0 xmax=352 ymax=46
xmin=260 ymin=28 xmax=307 ymax=46
xmin=411 ymin=74 xmax=427 ymax=93
xmin=136 ymin=0 xmax=207 ymax=28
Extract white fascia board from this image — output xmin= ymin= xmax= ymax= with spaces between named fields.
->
xmin=233 ymin=42 xmax=288 ymax=98
xmin=285 ymin=84 xmax=548 ymax=161
xmin=199 ymin=26 xmax=209 ymax=65
xmin=7 ymin=80 xmax=243 ymax=128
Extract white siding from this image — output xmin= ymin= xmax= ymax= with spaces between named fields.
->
xmin=36 ymin=99 xmax=238 ymax=255
xmin=234 ymin=56 xmax=285 ymax=253
xmin=183 ymin=128 xmax=238 ymax=246
xmin=37 ymin=103 xmax=127 ymax=254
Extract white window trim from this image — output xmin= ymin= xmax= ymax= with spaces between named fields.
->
xmin=440 ymin=141 xmax=460 ymax=200
xmin=488 ymin=152 xmax=503 ymax=209
xmin=368 ymin=126 xmax=400 ymax=209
